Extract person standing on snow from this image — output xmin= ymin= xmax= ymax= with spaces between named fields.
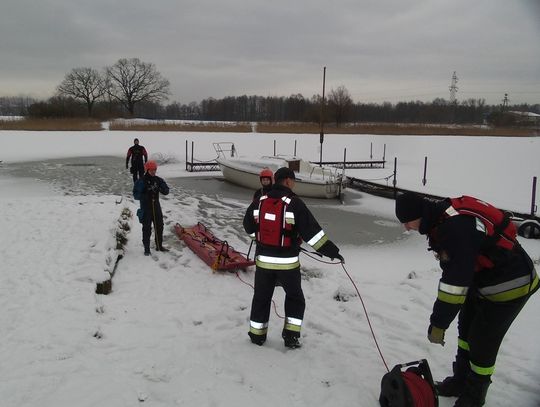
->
xmin=395 ymin=192 xmax=538 ymax=407
xmin=133 ymin=160 xmax=170 ymax=256
xmin=126 ymin=138 xmax=148 ymax=182
xmin=243 ymin=167 xmax=344 ymax=349
xmin=252 ymin=168 xmax=273 ymax=203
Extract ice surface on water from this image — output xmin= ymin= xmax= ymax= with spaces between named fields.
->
xmin=4 ymin=156 xmax=404 ymax=246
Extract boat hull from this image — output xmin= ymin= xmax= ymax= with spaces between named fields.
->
xmin=217 ymin=159 xmax=340 ymax=199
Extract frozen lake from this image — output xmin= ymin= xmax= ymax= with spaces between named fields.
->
xmin=1 ymin=155 xmax=404 ymax=246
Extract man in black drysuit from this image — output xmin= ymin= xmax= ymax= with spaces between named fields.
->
xmin=126 ymin=138 xmax=148 ymax=182
xmin=133 ymin=160 xmax=169 ymax=256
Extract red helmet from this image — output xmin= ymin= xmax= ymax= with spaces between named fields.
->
xmin=144 ymin=160 xmax=157 ymax=171
xmin=259 ymin=168 xmax=273 ymax=179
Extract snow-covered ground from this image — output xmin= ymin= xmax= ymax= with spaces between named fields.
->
xmin=0 ymin=127 xmax=538 ymax=407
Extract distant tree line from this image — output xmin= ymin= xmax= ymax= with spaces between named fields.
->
xmin=0 ymin=58 xmax=538 ymax=126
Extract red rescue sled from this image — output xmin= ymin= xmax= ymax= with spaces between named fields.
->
xmin=174 ymin=222 xmax=255 ymax=272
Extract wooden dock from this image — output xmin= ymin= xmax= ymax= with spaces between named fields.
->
xmin=314 ymin=160 xmax=385 ymax=169
xmin=185 ymin=160 xmax=220 ymax=172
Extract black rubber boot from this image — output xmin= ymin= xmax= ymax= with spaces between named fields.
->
xmin=436 ymin=354 xmax=470 ymax=397
xmin=248 ymin=331 xmax=266 ymax=346
xmin=453 ymin=372 xmax=491 ymax=407
xmin=282 ymin=329 xmax=301 ymax=349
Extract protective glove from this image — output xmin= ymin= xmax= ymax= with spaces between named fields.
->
xmin=334 ymin=253 xmax=345 ymax=263
xmin=428 ymin=324 xmax=445 ymax=346
xmin=148 ymin=184 xmax=159 ymax=193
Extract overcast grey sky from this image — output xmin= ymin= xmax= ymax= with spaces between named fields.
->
xmin=1 ymin=0 xmax=539 ymax=105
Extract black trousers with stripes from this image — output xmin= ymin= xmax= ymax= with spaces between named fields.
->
xmin=457 ymin=290 xmax=532 ymax=370
xmin=250 ymin=267 xmax=305 ymax=328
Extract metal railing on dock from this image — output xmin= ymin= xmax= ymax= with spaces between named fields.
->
xmin=185 ymin=140 xmax=221 ymax=172
xmin=186 ymin=161 xmax=220 ymax=172
xmin=314 ymin=160 xmax=385 ymax=169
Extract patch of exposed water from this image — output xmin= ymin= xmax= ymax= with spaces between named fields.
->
xmin=2 ymin=156 xmax=403 ymax=245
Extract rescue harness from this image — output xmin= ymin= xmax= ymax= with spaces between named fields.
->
xmin=440 ymin=195 xmax=518 ymax=269
xmin=255 ymin=194 xmax=296 ymax=248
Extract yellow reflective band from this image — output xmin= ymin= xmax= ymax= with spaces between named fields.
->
xmin=249 ymin=321 xmax=268 ymax=335
xmin=307 ymin=230 xmax=325 ymax=246
xmin=249 ymin=326 xmax=268 ymax=335
xmin=284 ymin=317 xmax=303 ymax=333
xmin=438 ymin=290 xmax=466 ymax=304
xmin=439 ymin=282 xmax=468 ymax=296
xmin=312 ymin=234 xmax=328 ymax=250
xmin=458 ymin=338 xmax=470 ymax=351
xmin=470 ymin=362 xmax=495 ymax=376
xmin=479 ymin=273 xmax=539 ymax=302
xmin=308 ymin=231 xmax=328 ymax=251
xmin=284 ymin=323 xmax=302 ymax=332
xmin=250 ymin=321 xmax=268 ymax=329
xmin=256 ymin=256 xmax=300 ymax=270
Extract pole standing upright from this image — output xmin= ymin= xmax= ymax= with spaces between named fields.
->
xmin=319 ymin=66 xmax=326 ymax=166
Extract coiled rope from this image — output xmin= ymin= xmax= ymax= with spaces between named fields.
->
xmin=402 ymin=371 xmax=436 ymax=407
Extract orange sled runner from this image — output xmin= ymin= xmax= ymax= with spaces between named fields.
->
xmin=174 ymin=222 xmax=255 ymax=272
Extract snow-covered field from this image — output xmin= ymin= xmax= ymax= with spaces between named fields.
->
xmin=0 ymin=128 xmax=538 ymax=407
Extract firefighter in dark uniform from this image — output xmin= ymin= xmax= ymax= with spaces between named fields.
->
xmin=252 ymin=168 xmax=273 ymax=203
xmin=126 ymin=138 xmax=148 ymax=182
xmin=133 ymin=160 xmax=170 ymax=256
xmin=395 ymin=192 xmax=538 ymax=407
xmin=243 ymin=167 xmax=344 ymax=348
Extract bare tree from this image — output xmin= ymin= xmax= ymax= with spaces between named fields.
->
xmin=57 ymin=68 xmax=107 ymax=116
xmin=105 ymin=58 xmax=170 ymax=115
xmin=328 ymin=85 xmax=353 ymax=127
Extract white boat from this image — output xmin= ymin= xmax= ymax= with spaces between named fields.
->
xmin=213 ymin=142 xmax=345 ymax=199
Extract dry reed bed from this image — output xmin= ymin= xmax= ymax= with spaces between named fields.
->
xmin=0 ymin=119 xmax=536 ymax=136
xmin=108 ymin=121 xmax=252 ymax=132
xmin=0 ymin=118 xmax=102 ymax=131
xmin=256 ymin=122 xmax=536 ymax=137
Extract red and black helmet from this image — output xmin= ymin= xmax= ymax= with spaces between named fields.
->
xmin=259 ymin=168 xmax=273 ymax=183
xmin=259 ymin=168 xmax=273 ymax=178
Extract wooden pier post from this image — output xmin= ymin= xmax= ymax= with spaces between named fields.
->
xmin=532 ymin=176 xmax=538 ymax=216
xmin=393 ymin=157 xmax=397 ymax=198
xmin=185 ymin=140 xmax=188 ymax=171
xmin=422 ymin=156 xmax=428 ymax=186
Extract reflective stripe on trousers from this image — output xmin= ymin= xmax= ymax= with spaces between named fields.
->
xmin=249 ymin=321 xmax=268 ymax=336
xmin=478 ymin=270 xmax=539 ymax=301
xmin=255 ymin=255 xmax=300 ymax=270
xmin=283 ymin=316 xmax=302 ymax=333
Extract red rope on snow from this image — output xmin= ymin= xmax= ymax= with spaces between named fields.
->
xmin=235 ymin=271 xmax=284 ymax=319
xmin=340 ymin=262 xmax=390 ymax=372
